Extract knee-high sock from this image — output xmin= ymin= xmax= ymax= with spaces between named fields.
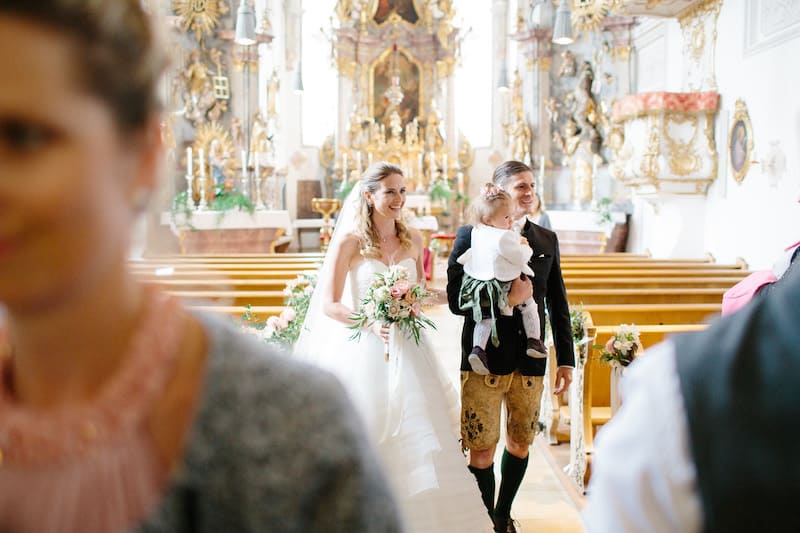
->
xmin=494 ymin=449 xmax=529 ymax=519
xmin=518 ymin=297 xmax=541 ymax=339
xmin=473 ymin=319 xmax=492 ymax=350
xmin=468 ymin=464 xmax=496 ymax=517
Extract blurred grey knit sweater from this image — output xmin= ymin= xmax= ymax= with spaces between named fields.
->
xmin=135 ymin=314 xmax=404 ymax=532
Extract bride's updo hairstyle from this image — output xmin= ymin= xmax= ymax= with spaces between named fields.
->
xmin=356 ymin=162 xmax=413 ymax=259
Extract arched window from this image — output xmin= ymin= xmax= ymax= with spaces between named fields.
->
xmin=454 ymin=0 xmax=492 ymax=148
xmin=301 ymin=0 xmax=337 ymax=147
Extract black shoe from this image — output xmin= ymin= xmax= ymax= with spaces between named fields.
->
xmin=468 ymin=346 xmax=490 ymax=375
xmin=526 ymin=337 xmax=548 ymax=358
xmin=493 ymin=514 xmax=520 ymax=533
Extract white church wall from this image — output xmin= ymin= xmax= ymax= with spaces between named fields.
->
xmin=704 ymin=0 xmax=800 ymax=268
xmin=625 ymin=1 xmax=800 ymax=265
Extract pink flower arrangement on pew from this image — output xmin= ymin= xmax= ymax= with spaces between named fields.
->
xmin=349 ymin=264 xmax=436 ymax=361
xmin=240 ymin=272 xmax=317 ymax=349
xmin=598 ymin=324 xmax=641 ymax=367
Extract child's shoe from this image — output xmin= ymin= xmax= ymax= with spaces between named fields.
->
xmin=468 ymin=346 xmax=490 ymax=375
xmin=526 ymin=338 xmax=548 ymax=358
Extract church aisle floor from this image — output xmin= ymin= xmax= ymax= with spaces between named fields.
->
xmin=425 ymin=294 xmax=584 ymax=532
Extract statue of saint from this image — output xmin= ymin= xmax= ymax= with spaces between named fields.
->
xmin=267 ymin=69 xmax=280 ymax=118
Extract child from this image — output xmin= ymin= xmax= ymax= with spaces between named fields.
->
xmin=456 ymin=184 xmax=548 ymax=375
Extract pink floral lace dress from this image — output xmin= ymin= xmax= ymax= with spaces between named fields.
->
xmin=0 ymin=292 xmax=184 ymax=533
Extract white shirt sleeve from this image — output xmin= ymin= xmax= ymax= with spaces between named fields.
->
xmin=581 ymin=341 xmax=703 ymax=533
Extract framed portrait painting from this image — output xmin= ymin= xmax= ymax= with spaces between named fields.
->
xmin=729 ymin=99 xmax=754 ymax=184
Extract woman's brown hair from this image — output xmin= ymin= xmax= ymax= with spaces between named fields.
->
xmin=1 ymin=0 xmax=167 ymax=133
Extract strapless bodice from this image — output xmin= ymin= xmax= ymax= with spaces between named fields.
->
xmin=348 ymin=257 xmax=418 ymax=305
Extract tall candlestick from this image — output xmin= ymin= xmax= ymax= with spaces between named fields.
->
xmin=442 ymin=153 xmax=448 ymax=181
xmin=198 ymin=148 xmax=205 ymax=178
xmin=241 ymin=150 xmax=247 ymax=173
xmin=539 ymin=155 xmax=545 ymax=184
xmin=356 ymin=151 xmax=362 ymax=174
xmin=255 ymin=151 xmax=260 ymax=178
xmin=342 ymin=152 xmax=348 ymax=180
xmin=457 ymin=172 xmax=464 ymax=195
xmin=368 ymin=151 xmax=374 ymax=167
xmin=186 ymin=147 xmax=193 ymax=175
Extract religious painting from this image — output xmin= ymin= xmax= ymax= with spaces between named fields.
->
xmin=729 ymin=99 xmax=754 ymax=184
xmin=371 ymin=47 xmax=421 ymax=130
xmin=373 ymin=0 xmax=419 ymax=25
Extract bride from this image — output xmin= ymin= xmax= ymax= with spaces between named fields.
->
xmin=295 ymin=162 xmax=492 ymax=532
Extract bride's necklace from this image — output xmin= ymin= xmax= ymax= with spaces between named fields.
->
xmin=377 ymin=227 xmax=396 ymax=244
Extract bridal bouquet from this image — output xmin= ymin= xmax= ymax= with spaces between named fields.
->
xmin=350 ymin=264 xmax=436 ymax=361
xmin=240 ymin=272 xmax=317 ymax=349
xmin=597 ymin=323 xmax=641 ymax=367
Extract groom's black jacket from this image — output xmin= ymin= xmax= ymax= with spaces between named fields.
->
xmin=447 ymin=220 xmax=575 ymax=376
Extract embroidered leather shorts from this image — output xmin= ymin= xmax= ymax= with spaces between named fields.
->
xmin=460 ymin=370 xmax=545 ymax=451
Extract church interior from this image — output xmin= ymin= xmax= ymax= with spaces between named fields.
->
xmin=131 ymin=0 xmax=798 ymax=528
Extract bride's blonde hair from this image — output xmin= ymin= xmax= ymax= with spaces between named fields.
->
xmin=356 ymin=162 xmax=412 ymax=259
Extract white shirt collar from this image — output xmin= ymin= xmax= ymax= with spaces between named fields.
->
xmin=512 ymin=214 xmax=531 ymax=234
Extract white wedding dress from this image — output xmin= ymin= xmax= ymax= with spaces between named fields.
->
xmin=298 ymin=257 xmax=492 ymax=532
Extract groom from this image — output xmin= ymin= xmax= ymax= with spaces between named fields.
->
xmin=447 ymin=160 xmax=574 ymax=533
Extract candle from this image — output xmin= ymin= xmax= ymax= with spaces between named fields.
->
xmin=241 ymin=150 xmax=247 ymax=173
xmin=255 ymin=151 xmax=260 ymax=178
xmin=356 ymin=151 xmax=362 ymax=173
xmin=342 ymin=152 xmax=348 ymax=176
xmin=186 ymin=147 xmax=193 ymax=175
xmin=457 ymin=172 xmax=464 ymax=194
xmin=539 ymin=155 xmax=545 ymax=183
xmin=198 ymin=148 xmax=205 ymax=178
xmin=368 ymin=151 xmax=374 ymax=167
xmin=442 ymin=153 xmax=448 ymax=180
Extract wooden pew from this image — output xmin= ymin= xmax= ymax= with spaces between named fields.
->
xmin=140 ymin=252 xmax=324 ymax=261
xmin=562 ymin=253 xmax=652 ymax=261
xmin=562 ymin=268 xmax=748 ymax=278
xmin=143 ymin=278 xmax=294 ymax=291
xmin=134 ymin=270 xmax=312 ymax=281
xmin=130 ymin=262 xmax=320 ymax=272
xmin=561 ymin=322 xmax=709 ymax=490
xmin=568 ymin=287 xmax=725 ymax=305
xmin=167 ymin=290 xmax=286 ymax=307
xmin=186 ymin=304 xmax=283 ymax=318
xmin=564 ymin=277 xmax=746 ymax=289
xmin=581 ymin=303 xmax=720 ymax=326
xmin=561 ymin=261 xmax=744 ymax=270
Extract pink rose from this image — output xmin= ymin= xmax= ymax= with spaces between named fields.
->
xmin=281 ymin=307 xmax=297 ymax=322
xmin=391 ymin=279 xmax=411 ymax=298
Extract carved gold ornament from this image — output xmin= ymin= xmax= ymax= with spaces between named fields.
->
xmin=729 ymin=99 xmax=754 ymax=185
xmin=570 ymin=0 xmax=613 ymax=36
xmin=173 ymin=0 xmax=229 ymax=43
xmin=193 ymin=121 xmax=237 ymax=179
xmin=663 ymin=113 xmax=700 ymax=176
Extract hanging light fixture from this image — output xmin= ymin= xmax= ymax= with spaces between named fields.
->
xmin=234 ymin=0 xmax=257 ymax=46
xmin=293 ymin=60 xmax=304 ymax=93
xmin=294 ymin=12 xmax=304 ymax=93
xmin=497 ymin=63 xmax=509 ymax=92
xmin=552 ymin=0 xmax=574 ymax=45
